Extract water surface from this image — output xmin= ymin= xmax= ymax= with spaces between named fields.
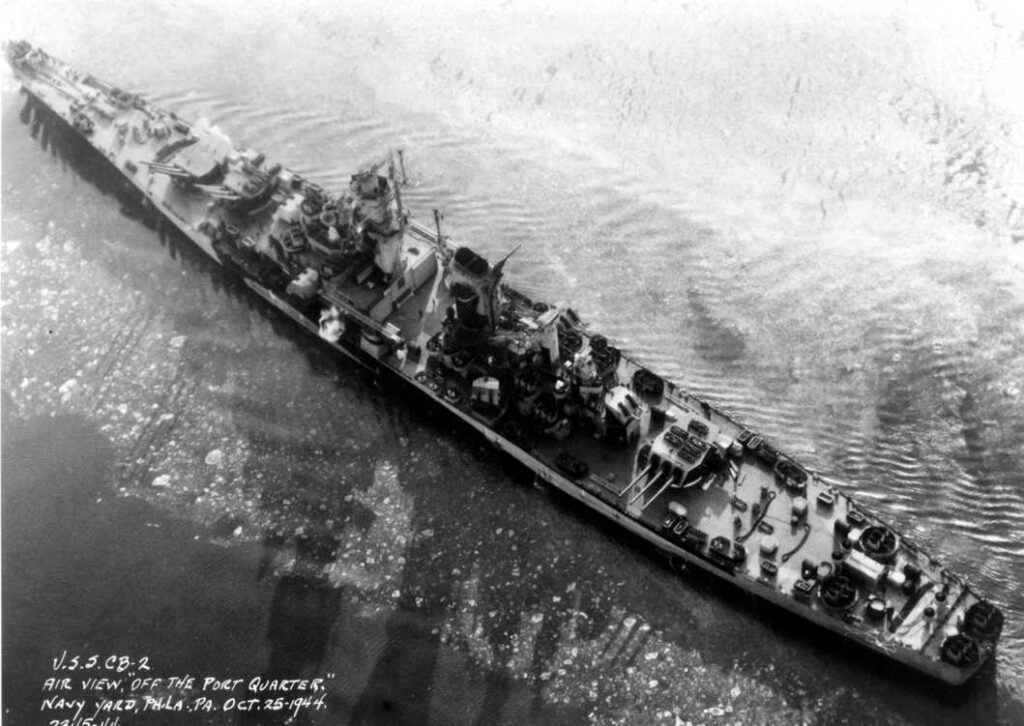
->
xmin=3 ymin=1 xmax=1024 ymax=724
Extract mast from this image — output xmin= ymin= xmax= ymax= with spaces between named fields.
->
xmin=433 ymin=209 xmax=445 ymax=254
xmin=423 ymin=208 xmax=449 ymax=316
xmin=483 ymin=246 xmax=518 ymax=332
xmin=390 ymin=153 xmax=405 ymax=234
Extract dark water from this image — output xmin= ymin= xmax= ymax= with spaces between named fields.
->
xmin=3 ymin=1 xmax=1024 ymax=724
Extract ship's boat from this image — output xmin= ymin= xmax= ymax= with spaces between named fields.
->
xmin=4 ymin=39 xmax=1004 ymax=685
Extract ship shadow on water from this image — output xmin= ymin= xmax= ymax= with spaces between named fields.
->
xmin=20 ymin=92 xmax=154 ymax=222
xmin=9 ymin=87 xmax=1014 ymax=726
xmin=243 ymin=523 xmax=589 ymax=726
xmin=230 ymin=391 xmax=595 ymax=725
xmin=232 ymin=530 xmax=342 ymax=726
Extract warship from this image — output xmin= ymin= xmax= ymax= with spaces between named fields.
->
xmin=4 ymin=40 xmax=1004 ymax=685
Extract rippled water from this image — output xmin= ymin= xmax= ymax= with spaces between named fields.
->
xmin=4 ymin=1 xmax=1024 ymax=724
